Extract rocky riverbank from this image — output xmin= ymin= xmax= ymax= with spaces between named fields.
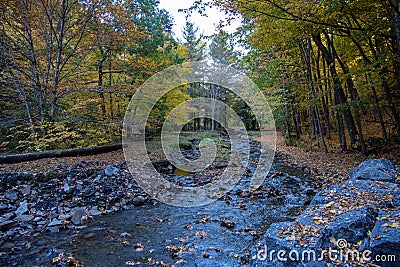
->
xmin=1 ymin=136 xmax=399 ymax=266
xmin=0 ymin=139 xmax=320 ymax=266
xmin=0 ymin=161 xmax=151 ymax=261
xmin=252 ymin=159 xmax=400 ymax=267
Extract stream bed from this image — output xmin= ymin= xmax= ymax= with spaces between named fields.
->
xmin=1 ymin=140 xmax=320 ymax=266
xmin=14 ymin=168 xmax=317 ymax=266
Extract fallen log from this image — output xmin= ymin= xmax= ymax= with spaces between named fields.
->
xmin=0 ymin=143 xmax=123 ymax=164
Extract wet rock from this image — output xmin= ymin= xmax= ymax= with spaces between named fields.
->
xmin=47 ymin=227 xmax=59 ymax=233
xmin=132 ymin=196 xmax=146 ymax=206
xmin=20 ymin=185 xmax=31 ymax=195
xmin=0 ymin=220 xmax=18 ymax=231
xmin=310 ymin=185 xmax=351 ymax=206
xmin=105 ymin=166 xmax=119 ymax=177
xmin=5 ymin=190 xmax=18 ymax=201
xmin=93 ymin=175 xmax=102 ymax=183
xmin=48 ymin=218 xmax=63 ymax=227
xmin=321 ymin=207 xmax=377 ymax=245
xmin=345 ymin=179 xmax=397 ymax=207
xmin=71 ymin=208 xmax=85 ymax=225
xmin=16 ymin=215 xmax=34 ymax=222
xmin=63 ymin=183 xmax=74 ymax=194
xmin=15 ymin=200 xmax=28 ymax=216
xmin=393 ymin=190 xmax=400 ymax=208
xmin=370 ymin=210 xmax=400 ymax=267
xmin=58 ymin=214 xmax=72 ymax=221
xmin=88 ymin=208 xmax=102 ymax=216
xmin=349 ymin=159 xmax=396 ymax=182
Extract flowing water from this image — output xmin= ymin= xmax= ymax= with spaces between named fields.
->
xmin=8 ymin=144 xmax=317 ymax=267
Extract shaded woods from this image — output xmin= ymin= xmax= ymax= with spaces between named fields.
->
xmin=213 ymin=0 xmax=400 ymax=153
xmin=2 ymin=0 xmax=400 ymax=155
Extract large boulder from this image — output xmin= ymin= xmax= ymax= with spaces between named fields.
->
xmin=349 ymin=159 xmax=396 ymax=182
xmin=345 ymin=179 xmax=397 ymax=208
xmin=310 ymin=185 xmax=352 ymax=206
xmin=250 ymin=221 xmax=324 ymax=266
xmin=393 ymin=190 xmax=400 ymax=208
xmin=252 ymin=159 xmax=399 ymax=267
xmin=370 ymin=210 xmax=400 ymax=267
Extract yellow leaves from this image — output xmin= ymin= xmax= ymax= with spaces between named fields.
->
xmin=196 ymin=216 xmax=211 ymax=224
xmin=325 ymin=201 xmax=335 ymax=208
xmin=384 ymin=222 xmax=400 ymax=228
xmin=195 ymin=230 xmax=207 ymax=239
xmin=285 ymin=235 xmax=296 ymax=241
xmin=313 ymin=216 xmax=328 ymax=226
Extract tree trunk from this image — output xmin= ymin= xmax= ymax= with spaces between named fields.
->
xmin=0 ymin=144 xmax=123 ymax=164
xmin=312 ymin=33 xmax=358 ymax=148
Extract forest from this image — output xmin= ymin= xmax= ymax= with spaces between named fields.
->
xmin=1 ymin=0 xmax=400 ymax=155
xmin=1 ymin=1 xmax=400 ymax=266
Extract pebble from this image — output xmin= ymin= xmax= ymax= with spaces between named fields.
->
xmin=63 ymin=183 xmax=74 ymax=194
xmin=21 ymin=185 xmax=31 ymax=195
xmin=105 ymin=166 xmax=119 ymax=176
xmin=16 ymin=215 xmax=34 ymax=222
xmin=5 ymin=191 xmax=18 ymax=201
xmin=89 ymin=208 xmax=102 ymax=216
xmin=132 ymin=196 xmax=146 ymax=207
xmin=58 ymin=214 xmax=72 ymax=220
xmin=48 ymin=218 xmax=63 ymax=227
xmin=71 ymin=208 xmax=85 ymax=225
xmin=0 ymin=161 xmax=149 ymax=263
xmin=16 ymin=200 xmax=28 ymax=216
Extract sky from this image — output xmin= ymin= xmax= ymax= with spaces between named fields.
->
xmin=158 ymin=0 xmax=241 ymax=42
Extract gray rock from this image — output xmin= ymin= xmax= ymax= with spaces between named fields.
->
xmin=48 ymin=218 xmax=63 ymax=227
xmin=105 ymin=166 xmax=119 ymax=176
xmin=345 ymin=179 xmax=397 ymax=207
xmin=132 ymin=196 xmax=146 ymax=206
xmin=359 ymin=159 xmax=395 ymax=171
xmin=350 ymin=159 xmax=396 ymax=182
xmin=47 ymin=227 xmax=59 ymax=233
xmin=5 ymin=191 xmax=18 ymax=201
xmin=63 ymin=183 xmax=74 ymax=194
xmin=370 ymin=210 xmax=400 ymax=267
xmin=310 ymin=185 xmax=351 ymax=206
xmin=255 ymin=221 xmax=323 ymax=267
xmin=393 ymin=190 xmax=400 ymax=208
xmin=93 ymin=175 xmax=102 ymax=183
xmin=16 ymin=215 xmax=34 ymax=222
xmin=0 ymin=212 xmax=14 ymax=222
xmin=88 ymin=208 xmax=102 ymax=216
xmin=322 ymin=207 xmax=377 ymax=245
xmin=58 ymin=214 xmax=72 ymax=221
xmin=345 ymin=179 xmax=397 ymax=193
xmin=20 ymin=185 xmax=31 ymax=195
xmin=70 ymin=208 xmax=85 ymax=225
xmin=16 ymin=200 xmax=28 ymax=216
